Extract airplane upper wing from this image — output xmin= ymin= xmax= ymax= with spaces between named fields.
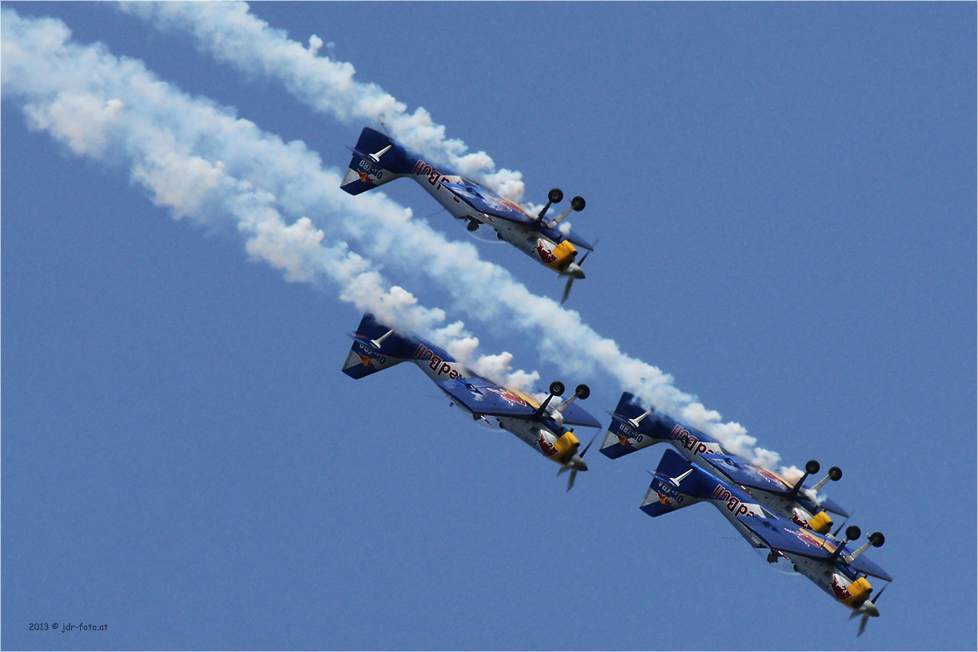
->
xmin=436 ymin=377 xmax=601 ymax=427
xmin=441 ymin=182 xmax=536 ymax=225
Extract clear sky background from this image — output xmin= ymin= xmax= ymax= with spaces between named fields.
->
xmin=2 ymin=3 xmax=975 ymax=650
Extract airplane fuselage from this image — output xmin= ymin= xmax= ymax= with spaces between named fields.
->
xmin=402 ymin=338 xmax=584 ymax=468
xmin=685 ymin=475 xmax=879 ymax=617
xmin=406 ymin=160 xmax=584 ymax=278
xmin=611 ymin=416 xmax=831 ymax=531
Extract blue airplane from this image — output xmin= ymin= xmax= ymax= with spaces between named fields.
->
xmin=341 ymin=127 xmax=595 ymax=302
xmin=342 ymin=314 xmax=602 ymax=489
xmin=600 ymin=392 xmax=849 ymax=536
xmin=644 ymin=449 xmax=891 ymax=636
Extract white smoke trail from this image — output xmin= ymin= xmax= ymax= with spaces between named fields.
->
xmin=0 ymin=8 xmax=536 ymax=389
xmin=2 ymin=9 xmax=789 ymax=473
xmin=116 ymin=1 xmax=526 ymax=201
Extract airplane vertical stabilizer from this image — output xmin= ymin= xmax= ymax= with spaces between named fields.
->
xmin=340 ymin=127 xmax=419 ymax=196
xmin=640 ymin=449 xmax=705 ymax=517
xmin=341 ymin=313 xmax=415 ymax=379
xmin=599 ymin=392 xmax=666 ymax=459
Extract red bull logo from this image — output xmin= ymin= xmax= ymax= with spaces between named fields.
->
xmin=830 ymin=576 xmax=852 ymax=600
xmin=497 ymin=196 xmax=526 ymax=215
xmin=616 ymin=433 xmax=634 ymax=447
xmin=789 ymin=526 xmax=829 ymax=550
xmin=536 ymin=240 xmax=558 ymax=264
xmin=537 ymin=435 xmax=558 ymax=457
xmin=486 ymin=386 xmax=527 ymax=406
xmin=791 ymin=509 xmax=811 ymax=530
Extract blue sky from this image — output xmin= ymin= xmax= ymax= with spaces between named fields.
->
xmin=2 ymin=3 xmax=975 ymax=650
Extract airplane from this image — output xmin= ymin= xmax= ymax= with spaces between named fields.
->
xmin=599 ymin=392 xmax=849 ymax=535
xmin=643 ymin=449 xmax=891 ymax=636
xmin=340 ymin=127 xmax=596 ymax=302
xmin=342 ymin=313 xmax=602 ymax=489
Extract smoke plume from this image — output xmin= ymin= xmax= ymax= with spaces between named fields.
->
xmin=2 ymin=8 xmax=789 ymax=472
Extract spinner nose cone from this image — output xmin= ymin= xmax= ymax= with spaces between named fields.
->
xmin=861 ymin=600 xmax=880 ymax=618
xmin=570 ymin=455 xmax=588 ymax=472
xmin=565 ymin=263 xmax=586 ymax=280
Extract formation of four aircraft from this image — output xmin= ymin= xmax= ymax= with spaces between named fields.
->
xmin=339 ymin=127 xmax=890 ymax=636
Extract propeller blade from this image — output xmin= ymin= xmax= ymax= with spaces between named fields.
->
xmin=557 ymin=466 xmax=569 ymax=477
xmin=580 ymin=429 xmax=601 ymax=458
xmin=561 ymin=277 xmax=574 ymax=304
xmin=857 ymin=614 xmax=869 ymax=637
xmin=874 ymin=583 xmax=889 ymax=604
xmin=832 ymin=512 xmax=853 ymax=537
xmin=566 ymin=469 xmax=578 ymax=492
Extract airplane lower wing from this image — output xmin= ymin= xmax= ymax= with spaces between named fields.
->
xmin=436 ymin=377 xmax=540 ymax=419
xmin=437 ymin=377 xmax=601 ymax=428
xmin=739 ymin=514 xmax=893 ymax=581
xmin=441 ymin=182 xmax=536 ymax=225
xmin=561 ymin=231 xmax=594 ymax=251
xmin=700 ymin=452 xmax=794 ymax=494
xmin=700 ymin=452 xmax=850 ymax=517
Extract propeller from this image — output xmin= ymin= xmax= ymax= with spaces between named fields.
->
xmin=832 ymin=509 xmax=854 ymax=537
xmin=560 ymin=241 xmax=597 ymax=304
xmin=852 ymin=582 xmax=889 ymax=637
xmin=558 ymin=428 xmax=600 ymax=491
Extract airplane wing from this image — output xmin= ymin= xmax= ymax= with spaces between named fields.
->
xmin=436 ymin=377 xmax=602 ymax=427
xmin=556 ymin=401 xmax=603 ymax=429
xmin=441 ymin=182 xmax=536 ymax=226
xmin=701 ymin=452 xmax=850 ymax=517
xmin=846 ymin=553 xmax=893 ymax=582
xmin=700 ymin=453 xmax=794 ymax=494
xmin=738 ymin=514 xmax=893 ymax=581
xmin=436 ymin=377 xmax=539 ymax=418
xmin=561 ymin=230 xmax=594 ymax=251
xmin=738 ymin=515 xmax=837 ymax=560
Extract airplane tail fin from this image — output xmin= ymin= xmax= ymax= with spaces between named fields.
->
xmin=341 ymin=313 xmax=416 ymax=379
xmin=340 ymin=127 xmax=419 ymax=195
xmin=599 ymin=392 xmax=660 ymax=459
xmin=640 ymin=449 xmax=705 ymax=517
